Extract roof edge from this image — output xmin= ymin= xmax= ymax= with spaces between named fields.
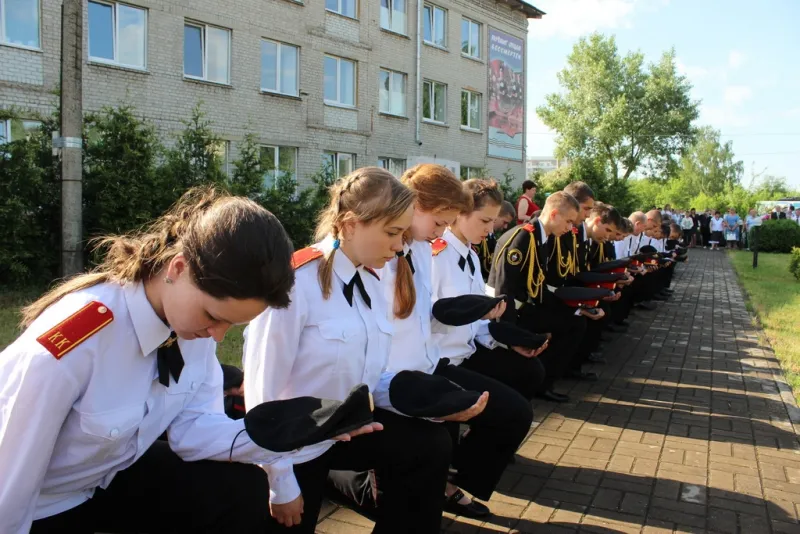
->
xmin=496 ymin=0 xmax=546 ymax=19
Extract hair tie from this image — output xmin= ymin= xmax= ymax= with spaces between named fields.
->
xmin=333 ymin=238 xmax=340 ymax=250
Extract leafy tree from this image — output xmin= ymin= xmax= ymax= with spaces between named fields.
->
xmin=227 ymin=133 xmax=267 ymax=199
xmin=537 ymin=33 xmax=699 ymax=183
xmin=675 ymin=126 xmax=743 ymax=196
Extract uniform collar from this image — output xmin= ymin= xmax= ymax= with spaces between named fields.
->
xmin=444 ymin=228 xmax=471 ymax=259
xmin=123 ymin=282 xmax=172 ymax=358
xmin=319 ymin=236 xmax=359 ymax=284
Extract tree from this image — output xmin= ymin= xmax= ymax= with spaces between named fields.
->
xmin=537 ymin=33 xmax=699 ymax=183
xmin=227 ymin=133 xmax=267 ymax=199
xmin=676 ymin=126 xmax=743 ymax=197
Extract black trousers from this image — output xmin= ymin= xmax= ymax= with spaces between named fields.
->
xmin=435 ymin=361 xmax=534 ymax=499
xmin=30 ymin=441 xmax=272 ymax=534
xmin=289 ymin=408 xmax=451 ymax=534
xmin=517 ymin=304 xmax=587 ymax=392
xmin=574 ymin=303 xmax=611 ymax=367
xmin=460 ymin=343 xmax=546 ymax=400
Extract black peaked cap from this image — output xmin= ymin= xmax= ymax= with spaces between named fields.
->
xmin=488 ymin=321 xmax=548 ymax=349
xmin=221 ymin=364 xmax=244 ymax=391
xmin=554 ymin=286 xmax=615 ymax=302
xmin=590 ymin=259 xmax=630 ymax=272
xmin=244 ymin=384 xmax=374 ymax=452
xmin=389 ymin=370 xmax=481 ymax=418
xmin=639 ymin=245 xmax=658 ymax=254
xmin=574 ymin=272 xmax=627 ymax=283
xmin=432 ymin=295 xmax=506 ymax=326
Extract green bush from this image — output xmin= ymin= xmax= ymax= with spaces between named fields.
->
xmin=756 ymin=219 xmax=800 ymax=253
xmin=790 ymin=248 xmax=800 ymax=281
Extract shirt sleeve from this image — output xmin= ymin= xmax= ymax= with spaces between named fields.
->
xmin=241 ymin=282 xmax=309 ymax=505
xmin=0 ymin=348 xmax=82 ymax=534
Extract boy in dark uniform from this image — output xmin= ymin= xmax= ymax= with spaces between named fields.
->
xmin=487 ymin=192 xmax=584 ymax=403
xmin=477 ymin=200 xmax=516 ymax=280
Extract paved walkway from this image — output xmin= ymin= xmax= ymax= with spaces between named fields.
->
xmin=317 ymin=249 xmax=800 ymax=534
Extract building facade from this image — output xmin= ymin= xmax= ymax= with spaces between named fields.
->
xmin=526 ymin=156 xmax=566 ymax=177
xmin=0 ymin=0 xmax=543 ymax=186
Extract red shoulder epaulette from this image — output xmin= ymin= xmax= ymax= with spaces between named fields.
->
xmin=291 ymin=247 xmax=324 ymax=269
xmin=522 ymin=223 xmax=535 ymax=233
xmin=431 ymin=238 xmax=448 ymax=256
xmin=36 ymin=301 xmax=114 ymax=360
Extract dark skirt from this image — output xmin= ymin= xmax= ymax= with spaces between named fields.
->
xmin=710 ymin=231 xmax=724 ymax=244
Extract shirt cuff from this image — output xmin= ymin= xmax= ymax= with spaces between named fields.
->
xmin=264 ymin=458 xmax=302 ymax=505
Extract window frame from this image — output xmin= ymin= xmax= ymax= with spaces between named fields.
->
xmin=88 ymin=0 xmax=148 ymax=70
xmin=260 ymin=145 xmax=298 ymax=188
xmin=0 ymin=118 xmax=42 ymax=144
xmin=422 ymin=3 xmax=447 ymax=48
xmin=422 ymin=80 xmax=447 ymax=124
xmin=378 ymin=157 xmax=406 ymax=176
xmin=379 ymin=68 xmax=406 ymax=117
xmin=460 ymin=166 xmax=483 ymax=180
xmin=260 ymin=39 xmax=299 ymax=97
xmin=183 ymin=21 xmax=231 ymax=84
xmin=325 ymin=0 xmax=357 ymax=19
xmin=460 ymin=17 xmax=481 ymax=59
xmin=0 ymin=0 xmax=41 ymax=50
xmin=460 ymin=89 xmax=481 ymax=130
xmin=324 ymin=55 xmax=357 ymax=108
xmin=379 ymin=0 xmax=406 ymax=35
xmin=324 ymin=151 xmax=356 ymax=178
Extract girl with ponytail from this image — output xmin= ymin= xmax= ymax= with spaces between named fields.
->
xmin=2 ymin=187 xmax=372 ymax=534
xmin=243 ymin=167 xmax=456 ymax=533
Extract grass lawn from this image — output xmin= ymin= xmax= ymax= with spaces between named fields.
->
xmin=0 ymin=289 xmax=246 ymax=368
xmin=728 ymin=250 xmax=800 ymax=400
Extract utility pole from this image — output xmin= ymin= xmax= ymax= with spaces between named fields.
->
xmin=58 ymin=0 xmax=84 ymax=276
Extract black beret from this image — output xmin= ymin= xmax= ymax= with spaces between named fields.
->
xmin=432 ymin=295 xmax=505 ymax=326
xmin=221 ymin=364 xmax=244 ymax=391
xmin=554 ymin=286 xmax=614 ymax=308
xmin=244 ymin=384 xmax=374 ymax=452
xmin=488 ymin=321 xmax=548 ymax=349
xmin=389 ymin=370 xmax=481 ymax=418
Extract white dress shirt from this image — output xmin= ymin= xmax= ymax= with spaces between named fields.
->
xmin=627 ymin=233 xmax=645 ymax=256
xmin=0 ymin=282 xmax=286 ymax=534
xmin=243 ymin=237 xmax=395 ymax=504
xmin=710 ymin=217 xmax=724 ymax=232
xmin=430 ymin=229 xmax=498 ymax=367
xmin=380 ymin=240 xmax=439 ymax=375
xmin=614 ymin=239 xmax=629 ymax=259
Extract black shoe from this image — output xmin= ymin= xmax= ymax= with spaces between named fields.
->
xmin=444 ymin=489 xmax=492 ymax=518
xmin=536 ymin=390 xmax=570 ymax=403
xmin=566 ymin=370 xmax=599 ymax=382
xmin=616 ymin=319 xmax=631 ymax=327
xmin=651 ymin=294 xmax=668 ymax=301
xmin=588 ymin=352 xmax=606 ymax=364
xmin=636 ymin=301 xmax=657 ymax=310
xmin=661 ymin=288 xmax=674 ymax=294
xmin=606 ymin=323 xmax=628 ymax=333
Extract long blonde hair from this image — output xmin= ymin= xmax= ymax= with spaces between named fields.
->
xmin=21 ymin=187 xmax=295 ymax=328
xmin=315 ymin=167 xmax=416 ymax=318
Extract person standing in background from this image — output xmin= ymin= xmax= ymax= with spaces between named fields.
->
xmin=515 ymin=180 xmax=539 ymax=225
xmin=745 ymin=209 xmax=762 ymax=251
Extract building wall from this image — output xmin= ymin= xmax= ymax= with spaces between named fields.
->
xmin=0 ymin=0 xmax=531 ymax=187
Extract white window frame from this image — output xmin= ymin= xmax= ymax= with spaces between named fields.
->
xmin=260 ymin=145 xmax=298 ymax=188
xmin=325 ymin=0 xmax=357 ymax=19
xmin=260 ymin=39 xmax=299 ymax=96
xmin=88 ymin=1 xmax=147 ymax=70
xmin=423 ymin=80 xmax=446 ymax=124
xmin=324 ymin=151 xmax=356 ymax=177
xmin=379 ymin=68 xmax=406 ymax=117
xmin=423 ymin=3 xmax=446 ymax=48
xmin=0 ymin=119 xmax=8 ymax=144
xmin=183 ymin=21 xmax=231 ymax=84
xmin=380 ymin=0 xmax=406 ymax=35
xmin=461 ymin=17 xmax=481 ymax=59
xmin=0 ymin=118 xmax=41 ymax=143
xmin=378 ymin=157 xmax=406 ymax=176
xmin=460 ymin=166 xmax=483 ymax=180
xmin=324 ymin=55 xmax=357 ymax=108
xmin=0 ymin=0 xmax=40 ymax=49
xmin=461 ymin=89 xmax=481 ymax=130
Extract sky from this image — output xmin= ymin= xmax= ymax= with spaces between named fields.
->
xmin=525 ymin=0 xmax=800 ymax=189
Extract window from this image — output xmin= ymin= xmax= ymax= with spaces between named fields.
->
xmin=380 ymin=0 xmax=406 ymax=34
xmin=0 ymin=0 xmax=40 ymax=48
xmin=184 ymin=22 xmax=230 ymax=84
xmin=260 ymin=145 xmax=297 ymax=188
xmin=460 ymin=166 xmax=483 ymax=180
xmin=261 ymin=40 xmax=298 ymax=96
xmin=324 ymin=55 xmax=356 ymax=107
xmin=378 ymin=157 xmax=406 ymax=176
xmin=423 ymin=4 xmax=446 ymax=48
xmin=422 ymin=80 xmax=446 ymax=123
xmin=324 ymin=151 xmax=355 ymax=178
xmin=88 ymin=2 xmax=146 ymax=69
xmin=210 ymin=140 xmax=230 ymax=175
xmin=461 ymin=90 xmax=481 ymax=130
xmin=461 ymin=18 xmax=480 ymax=58
xmin=325 ymin=0 xmax=356 ymax=18
xmin=379 ymin=69 xmax=406 ymax=117
xmin=0 ymin=118 xmax=41 ymax=143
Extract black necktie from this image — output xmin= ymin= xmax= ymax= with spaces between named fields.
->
xmin=397 ymin=250 xmax=415 ymax=274
xmin=343 ymin=272 xmax=371 ymax=309
xmin=458 ymin=254 xmax=476 ymax=276
xmin=157 ymin=331 xmax=184 ymax=387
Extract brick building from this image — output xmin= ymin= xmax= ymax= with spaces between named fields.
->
xmin=0 ymin=0 xmax=543 ymax=186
